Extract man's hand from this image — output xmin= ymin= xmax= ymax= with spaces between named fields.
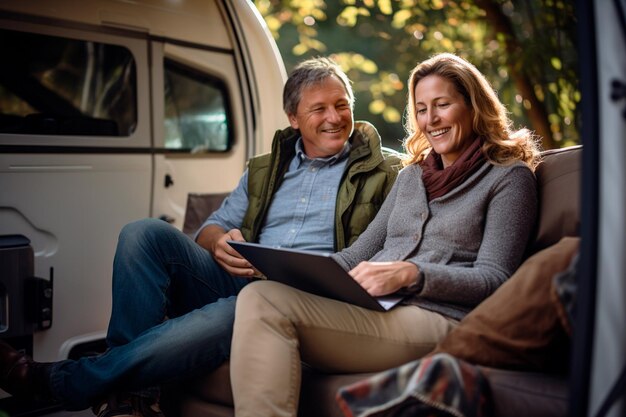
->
xmin=212 ymin=229 xmax=261 ymax=278
xmin=196 ymin=225 xmax=258 ymax=278
xmin=349 ymin=261 xmax=419 ymax=296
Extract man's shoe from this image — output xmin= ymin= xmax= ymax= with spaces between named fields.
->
xmin=131 ymin=392 xmax=165 ymax=417
xmin=0 ymin=339 xmax=51 ymax=400
xmin=0 ymin=340 xmax=34 ymax=397
xmin=92 ymin=392 xmax=165 ymax=417
xmin=92 ymin=393 xmax=134 ymax=417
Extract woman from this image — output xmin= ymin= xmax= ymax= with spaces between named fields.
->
xmin=229 ymin=53 xmax=542 ymax=417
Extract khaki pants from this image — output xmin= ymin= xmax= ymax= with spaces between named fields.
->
xmin=231 ymin=281 xmax=457 ymax=417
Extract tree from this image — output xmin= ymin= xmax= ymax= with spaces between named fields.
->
xmin=254 ymin=0 xmax=579 ymax=151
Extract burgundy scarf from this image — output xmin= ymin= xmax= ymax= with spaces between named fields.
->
xmin=420 ymin=137 xmax=485 ymax=200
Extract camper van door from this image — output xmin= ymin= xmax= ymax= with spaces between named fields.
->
xmin=0 ymin=3 xmax=286 ymax=414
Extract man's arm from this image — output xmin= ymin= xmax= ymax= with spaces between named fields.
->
xmin=192 ymin=169 xmax=250 ymax=242
xmin=195 ymin=223 xmax=229 ymax=252
xmin=192 ymin=169 xmax=257 ymax=277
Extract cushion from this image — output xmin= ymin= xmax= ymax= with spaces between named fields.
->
xmin=182 ymin=193 xmax=229 ymax=236
xmin=432 ymin=236 xmax=580 ymax=374
xmin=480 ymin=367 xmax=568 ymax=417
xmin=530 ymin=146 xmax=581 ymax=254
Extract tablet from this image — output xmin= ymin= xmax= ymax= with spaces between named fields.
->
xmin=228 ymin=241 xmax=403 ymax=311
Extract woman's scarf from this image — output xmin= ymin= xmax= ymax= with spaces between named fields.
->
xmin=420 ymin=137 xmax=485 ymax=200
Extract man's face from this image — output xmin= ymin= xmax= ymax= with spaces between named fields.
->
xmin=288 ymin=76 xmax=354 ymax=158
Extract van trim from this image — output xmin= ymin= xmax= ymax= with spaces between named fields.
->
xmin=0 ymin=145 xmax=227 ymax=154
xmin=220 ymin=0 xmax=256 ymax=157
xmin=0 ymin=10 xmax=236 ymax=56
xmin=150 ymin=34 xmax=233 ymax=56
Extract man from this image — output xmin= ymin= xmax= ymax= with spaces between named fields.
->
xmin=0 ymin=57 xmax=399 ymax=416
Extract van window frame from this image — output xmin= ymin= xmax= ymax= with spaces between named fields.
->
xmin=0 ymin=18 xmax=151 ymax=151
xmin=0 ymin=27 xmax=138 ymax=138
xmin=162 ymin=57 xmax=234 ymax=154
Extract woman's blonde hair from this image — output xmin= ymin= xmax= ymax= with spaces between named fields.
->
xmin=401 ymin=53 xmax=541 ymax=170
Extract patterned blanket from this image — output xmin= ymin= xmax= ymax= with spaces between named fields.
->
xmin=336 ymin=353 xmax=490 ymax=417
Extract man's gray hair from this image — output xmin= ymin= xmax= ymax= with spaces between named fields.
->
xmin=282 ymin=57 xmax=354 ymax=115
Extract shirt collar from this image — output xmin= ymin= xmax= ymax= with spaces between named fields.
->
xmin=294 ymin=137 xmax=351 ymax=166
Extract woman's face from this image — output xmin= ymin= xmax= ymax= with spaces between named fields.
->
xmin=414 ymin=75 xmax=475 ymax=168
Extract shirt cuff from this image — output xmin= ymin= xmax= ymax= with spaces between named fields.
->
xmin=404 ymin=268 xmax=424 ymax=293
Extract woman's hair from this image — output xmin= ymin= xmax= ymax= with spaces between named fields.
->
xmin=283 ymin=57 xmax=354 ymax=116
xmin=402 ymin=53 xmax=541 ymax=170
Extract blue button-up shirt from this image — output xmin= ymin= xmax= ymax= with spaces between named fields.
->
xmin=198 ymin=138 xmax=351 ymax=253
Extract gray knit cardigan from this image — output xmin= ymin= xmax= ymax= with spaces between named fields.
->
xmin=332 ymin=160 xmax=538 ymax=321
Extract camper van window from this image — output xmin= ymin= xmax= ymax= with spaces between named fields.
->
xmin=0 ymin=28 xmax=137 ymax=137
xmin=164 ymin=59 xmax=232 ymax=153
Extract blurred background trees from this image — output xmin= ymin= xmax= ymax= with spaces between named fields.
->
xmin=253 ymin=0 xmax=579 ymax=151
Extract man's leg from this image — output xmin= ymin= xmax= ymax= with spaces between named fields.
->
xmin=231 ymin=281 xmax=456 ymax=417
xmin=105 ymin=218 xmax=247 ymax=346
xmin=50 ymin=296 xmax=238 ymax=410
xmin=0 ymin=219 xmax=245 ymax=409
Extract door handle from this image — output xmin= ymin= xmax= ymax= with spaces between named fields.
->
xmin=158 ymin=214 xmax=175 ymax=224
xmin=164 ymin=174 xmax=174 ymax=188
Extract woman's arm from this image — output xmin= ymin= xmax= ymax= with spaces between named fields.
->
xmin=332 ymin=168 xmax=406 ymax=270
xmin=411 ymin=164 xmax=538 ymax=308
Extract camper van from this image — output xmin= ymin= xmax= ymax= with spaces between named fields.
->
xmin=1 ymin=1 xmax=625 ymax=417
xmin=0 ymin=0 xmax=286 ymax=414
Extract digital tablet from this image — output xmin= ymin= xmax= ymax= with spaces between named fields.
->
xmin=228 ymin=241 xmax=403 ymax=311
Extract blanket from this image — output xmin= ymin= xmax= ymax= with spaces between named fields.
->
xmin=336 ymin=353 xmax=490 ymax=417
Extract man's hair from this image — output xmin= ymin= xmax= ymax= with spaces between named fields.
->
xmin=283 ymin=57 xmax=354 ymax=115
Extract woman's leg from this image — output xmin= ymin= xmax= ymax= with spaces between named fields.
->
xmin=231 ymin=281 xmax=456 ymax=417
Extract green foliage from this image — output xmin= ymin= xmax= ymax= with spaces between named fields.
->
xmin=255 ymin=0 xmax=579 ymax=150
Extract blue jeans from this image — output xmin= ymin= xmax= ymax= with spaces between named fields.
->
xmin=49 ymin=218 xmax=249 ymax=410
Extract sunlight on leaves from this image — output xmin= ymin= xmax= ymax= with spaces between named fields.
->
xmin=265 ymin=15 xmax=282 ymax=37
xmin=383 ymin=106 xmax=401 ymax=123
xmin=253 ymin=0 xmax=580 ymax=149
xmin=380 ymin=72 xmax=404 ymax=95
xmin=255 ymin=0 xmax=271 ymax=15
xmin=392 ymin=9 xmax=413 ymax=29
xmin=362 ymin=61 xmax=378 ymax=73
xmin=574 ymin=90 xmax=581 ymax=102
xmin=334 ymin=52 xmax=379 ymax=74
xmin=337 ymin=6 xmax=371 ymax=26
xmin=369 ymin=99 xmax=385 ymax=114
xmin=378 ymin=0 xmax=393 ymax=15
xmin=431 ymin=0 xmax=445 ymax=10
xmin=534 ymin=83 xmax=545 ymax=102
xmin=292 ymin=43 xmax=308 ymax=55
xmin=292 ymin=35 xmax=326 ymax=55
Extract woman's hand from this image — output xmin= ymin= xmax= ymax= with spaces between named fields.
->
xmin=349 ymin=261 xmax=420 ymax=296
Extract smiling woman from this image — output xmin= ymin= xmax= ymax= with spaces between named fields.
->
xmin=413 ymin=74 xmax=474 ymax=168
xmin=402 ymin=53 xmax=542 ymax=171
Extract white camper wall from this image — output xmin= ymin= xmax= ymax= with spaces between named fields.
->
xmin=0 ymin=0 xmax=286 ymax=370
